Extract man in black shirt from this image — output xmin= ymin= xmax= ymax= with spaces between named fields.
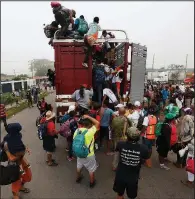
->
xmin=113 ymin=127 xmax=149 ymax=199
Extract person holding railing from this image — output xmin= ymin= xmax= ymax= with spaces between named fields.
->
xmin=82 ymin=17 xmax=101 ymax=68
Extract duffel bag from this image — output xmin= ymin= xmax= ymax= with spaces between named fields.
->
xmin=0 ymin=163 xmax=20 ymax=185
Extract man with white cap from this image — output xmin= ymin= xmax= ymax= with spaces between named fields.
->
xmin=114 ymin=104 xmax=125 ymax=116
xmin=127 ymin=101 xmax=144 ymax=127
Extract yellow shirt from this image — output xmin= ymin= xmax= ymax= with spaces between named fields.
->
xmin=73 ymin=126 xmax=97 ymax=157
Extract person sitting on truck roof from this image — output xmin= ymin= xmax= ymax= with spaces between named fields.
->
xmin=82 ymin=17 xmax=101 ymax=68
xmin=73 ymin=15 xmax=88 ymax=36
xmin=51 ymin=2 xmax=76 ymax=38
xmin=72 ymin=84 xmax=93 ymax=115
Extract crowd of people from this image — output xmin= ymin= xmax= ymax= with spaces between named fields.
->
xmin=1 ymin=81 xmax=194 ymax=199
xmin=44 ymin=2 xmax=117 ymax=70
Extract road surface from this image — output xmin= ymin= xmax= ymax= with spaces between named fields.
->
xmin=1 ymin=93 xmax=194 ymax=199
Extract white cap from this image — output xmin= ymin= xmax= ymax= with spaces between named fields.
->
xmin=134 ymin=101 xmax=141 ymax=107
xmin=68 ymin=105 xmax=75 ymax=113
xmin=115 ymin=104 xmax=125 ymax=108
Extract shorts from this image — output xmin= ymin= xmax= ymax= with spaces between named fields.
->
xmin=113 ymin=178 xmax=138 ymax=199
xmin=77 ymin=155 xmax=97 ymax=173
xmin=142 ymin=137 xmax=155 ymax=150
xmin=100 ymin=126 xmax=110 ymax=141
xmin=156 ymin=145 xmax=169 ymax=158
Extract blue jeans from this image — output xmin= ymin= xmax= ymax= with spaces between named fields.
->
xmin=96 ymin=83 xmax=103 ymax=104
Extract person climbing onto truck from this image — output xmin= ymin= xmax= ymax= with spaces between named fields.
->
xmin=51 ymin=2 xmax=76 ymax=38
xmin=74 ymin=15 xmax=88 ymax=36
xmin=43 ymin=21 xmax=59 ymax=46
xmin=82 ymin=17 xmax=101 ymax=68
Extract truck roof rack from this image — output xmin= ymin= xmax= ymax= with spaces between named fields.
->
xmin=53 ymin=29 xmax=129 ymax=43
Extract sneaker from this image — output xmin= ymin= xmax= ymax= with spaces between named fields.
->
xmin=106 ymin=152 xmax=114 ymax=156
xmin=67 ymin=156 xmax=74 ymax=162
xmin=76 ymin=175 xmax=83 ymax=183
xmin=82 ymin=63 xmax=88 ymax=68
xmin=160 ymin=164 xmax=170 ymax=170
xmin=89 ymin=180 xmax=96 ymax=188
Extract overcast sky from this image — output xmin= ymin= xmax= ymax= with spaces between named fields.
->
xmin=1 ymin=1 xmax=194 ymax=75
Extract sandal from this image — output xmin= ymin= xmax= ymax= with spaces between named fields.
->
xmin=76 ymin=175 xmax=84 ymax=183
xmin=47 ymin=161 xmax=58 ymax=166
xmin=19 ymin=187 xmax=30 ymax=193
xmin=181 ymin=180 xmax=194 ymax=188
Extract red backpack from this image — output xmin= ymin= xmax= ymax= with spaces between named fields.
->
xmin=186 ymin=158 xmax=194 ymax=174
xmin=170 ymin=124 xmax=178 ymax=146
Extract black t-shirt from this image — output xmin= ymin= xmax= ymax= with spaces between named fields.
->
xmin=115 ymin=141 xmax=149 ymax=181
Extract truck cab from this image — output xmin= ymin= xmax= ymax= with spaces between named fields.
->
xmin=53 ymin=30 xmax=147 ymax=120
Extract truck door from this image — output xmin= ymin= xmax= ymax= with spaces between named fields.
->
xmin=54 ymin=42 xmax=92 ymax=95
xmin=129 ymin=43 xmax=147 ymax=103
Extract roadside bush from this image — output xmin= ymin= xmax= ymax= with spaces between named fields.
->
xmin=0 ymin=93 xmax=16 ymax=105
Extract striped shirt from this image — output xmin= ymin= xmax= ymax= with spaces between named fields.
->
xmin=0 ymin=104 xmax=6 ymax=118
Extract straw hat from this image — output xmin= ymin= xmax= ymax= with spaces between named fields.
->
xmin=46 ymin=111 xmax=56 ymax=121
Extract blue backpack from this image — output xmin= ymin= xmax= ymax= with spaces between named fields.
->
xmin=72 ymin=129 xmax=92 ymax=158
xmin=95 ymin=66 xmax=105 ymax=83
xmin=78 ymin=18 xmax=88 ymax=34
xmin=37 ymin=122 xmax=48 ymax=140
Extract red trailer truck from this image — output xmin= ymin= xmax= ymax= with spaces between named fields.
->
xmin=53 ymin=30 xmax=147 ymax=121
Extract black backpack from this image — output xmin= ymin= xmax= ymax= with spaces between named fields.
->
xmin=0 ymin=163 xmax=20 ymax=185
xmin=137 ymin=112 xmax=145 ymax=131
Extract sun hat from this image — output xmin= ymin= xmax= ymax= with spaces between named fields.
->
xmin=68 ymin=105 xmax=75 ymax=113
xmin=126 ymin=127 xmax=140 ymax=139
xmin=134 ymin=101 xmax=141 ymax=107
xmin=115 ymin=104 xmax=125 ymax=108
xmin=46 ymin=111 xmax=56 ymax=121
xmin=165 ymin=113 xmax=176 ymax=120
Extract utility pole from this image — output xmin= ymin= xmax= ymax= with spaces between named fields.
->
xmin=151 ymin=54 xmax=155 ymax=81
xmin=185 ymin=54 xmax=188 ymax=78
xmin=13 ymin=69 xmax=16 ymax=76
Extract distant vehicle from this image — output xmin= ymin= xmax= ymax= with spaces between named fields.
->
xmin=52 ymin=30 xmax=147 ymax=122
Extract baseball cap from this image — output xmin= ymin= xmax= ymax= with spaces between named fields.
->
xmin=115 ymin=104 xmax=125 ymax=108
xmin=126 ymin=127 xmax=140 ymax=139
xmin=68 ymin=105 xmax=75 ymax=113
xmin=134 ymin=101 xmax=141 ymax=107
xmin=165 ymin=113 xmax=176 ymax=120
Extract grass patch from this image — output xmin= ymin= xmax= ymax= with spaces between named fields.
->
xmin=6 ymin=91 xmax=49 ymax=119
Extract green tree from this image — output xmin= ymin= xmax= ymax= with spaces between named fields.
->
xmin=29 ymin=59 xmax=54 ymax=76
xmin=12 ymin=74 xmax=29 ymax=81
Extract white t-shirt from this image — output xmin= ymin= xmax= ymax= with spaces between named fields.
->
xmin=103 ymin=88 xmax=117 ymax=103
xmin=112 ymin=69 xmax=123 ymax=83
xmin=127 ymin=110 xmax=144 ymax=127
xmin=176 ymin=98 xmax=183 ymax=109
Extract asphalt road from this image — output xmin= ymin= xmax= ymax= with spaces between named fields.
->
xmin=1 ymin=93 xmax=194 ymax=199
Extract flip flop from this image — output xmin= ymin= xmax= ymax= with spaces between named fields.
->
xmin=19 ymin=187 xmax=30 ymax=193
xmin=47 ymin=161 xmax=58 ymax=166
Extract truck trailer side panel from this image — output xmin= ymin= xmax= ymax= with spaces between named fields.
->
xmin=129 ymin=43 xmax=147 ymax=103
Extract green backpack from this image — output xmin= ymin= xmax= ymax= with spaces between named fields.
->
xmin=78 ymin=19 xmax=88 ymax=34
xmin=155 ymin=122 xmax=170 ymax=136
